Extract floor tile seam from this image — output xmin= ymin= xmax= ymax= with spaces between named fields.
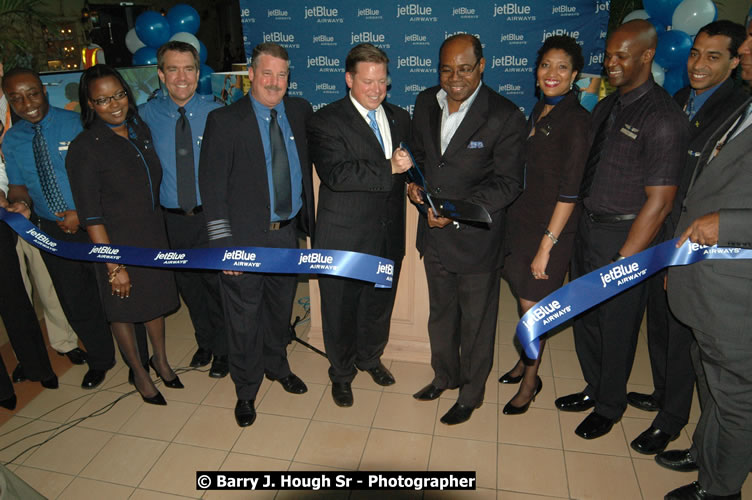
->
xmin=287 ymin=380 xmax=325 ymax=466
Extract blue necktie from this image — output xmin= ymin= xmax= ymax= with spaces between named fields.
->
xmin=367 ymin=109 xmax=385 ymax=152
xmin=32 ymin=124 xmax=67 ymax=214
xmin=685 ymin=94 xmax=695 ymax=119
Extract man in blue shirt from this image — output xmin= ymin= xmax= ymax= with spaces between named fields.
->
xmin=3 ymin=68 xmax=116 ymax=389
xmin=140 ymin=41 xmax=228 ymax=378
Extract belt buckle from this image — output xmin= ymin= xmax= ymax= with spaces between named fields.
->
xmin=269 ymin=221 xmax=282 ymax=231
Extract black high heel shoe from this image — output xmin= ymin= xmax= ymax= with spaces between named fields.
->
xmin=502 ymin=376 xmax=543 ymax=415
xmin=498 ymin=369 xmax=523 ymax=384
xmin=149 ymin=357 xmax=184 ymax=389
xmin=141 ymin=390 xmax=167 ymax=406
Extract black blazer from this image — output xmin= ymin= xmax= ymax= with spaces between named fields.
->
xmin=669 ymin=80 xmax=750 ymax=232
xmin=308 ymin=97 xmax=410 ymax=261
xmin=198 ymin=94 xmax=315 ymax=247
xmin=411 ymin=84 xmax=526 ymax=273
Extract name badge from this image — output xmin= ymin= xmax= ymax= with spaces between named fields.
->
xmin=619 ymin=127 xmax=637 ymax=139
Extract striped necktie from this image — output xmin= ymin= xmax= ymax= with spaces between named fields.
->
xmin=32 ymin=124 xmax=67 ymax=214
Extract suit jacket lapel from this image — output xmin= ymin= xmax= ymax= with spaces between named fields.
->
xmin=239 ymin=95 xmax=270 ymax=188
xmin=284 ymin=97 xmax=307 ymax=164
xmin=426 ymin=90 xmax=442 ymax=158
xmin=384 ymin=104 xmax=401 ymax=151
xmin=691 ymin=79 xmax=736 ymax=132
xmin=443 ymin=84 xmax=488 ymax=158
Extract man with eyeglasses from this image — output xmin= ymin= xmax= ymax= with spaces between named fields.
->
xmin=408 ymin=34 xmax=525 ymax=425
xmin=2 ymin=68 xmax=116 ymax=390
xmin=140 ymin=41 xmax=229 ymax=379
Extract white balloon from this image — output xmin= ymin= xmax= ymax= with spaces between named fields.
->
xmin=652 ymin=62 xmax=666 ymax=86
xmin=672 ymin=0 xmax=717 ymax=36
xmin=125 ymin=28 xmax=146 ymax=54
xmin=169 ymin=32 xmax=200 ymax=53
xmin=623 ymin=9 xmax=650 ymax=23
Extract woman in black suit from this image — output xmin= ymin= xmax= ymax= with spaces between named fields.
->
xmin=500 ymin=36 xmax=591 ymax=414
xmin=66 ymin=65 xmax=181 ymax=405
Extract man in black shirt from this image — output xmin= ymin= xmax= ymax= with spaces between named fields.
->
xmin=554 ymin=20 xmax=688 ymax=440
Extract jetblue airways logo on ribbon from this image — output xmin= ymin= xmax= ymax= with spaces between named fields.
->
xmin=0 ymin=208 xmax=393 ymax=288
xmin=517 ymin=238 xmax=752 ymax=360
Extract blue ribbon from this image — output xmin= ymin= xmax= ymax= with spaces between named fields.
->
xmin=0 ymin=207 xmax=394 ymax=288
xmin=516 ymin=238 xmax=752 ymax=359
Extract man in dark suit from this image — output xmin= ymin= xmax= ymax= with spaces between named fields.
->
xmin=408 ymin=34 xmax=525 ymax=425
xmin=307 ymin=44 xmax=412 ymax=407
xmin=199 ymin=43 xmax=314 ymax=427
xmin=661 ymin=21 xmax=752 ymax=500
xmin=629 ymin=20 xmax=749 ymax=456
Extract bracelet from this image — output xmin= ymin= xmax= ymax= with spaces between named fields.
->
xmin=108 ymin=264 xmax=126 ymax=283
xmin=544 ymin=229 xmax=558 ymax=245
xmin=612 ymin=252 xmax=626 ymax=262
xmin=17 ymin=200 xmax=31 ymax=210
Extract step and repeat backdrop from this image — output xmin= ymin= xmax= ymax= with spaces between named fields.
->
xmin=238 ymin=1 xmax=610 ymax=115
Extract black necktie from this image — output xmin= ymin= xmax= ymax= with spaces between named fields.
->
xmin=176 ymin=107 xmax=197 ymax=212
xmin=269 ymin=109 xmax=292 ymax=220
xmin=579 ymin=97 xmax=621 ymax=199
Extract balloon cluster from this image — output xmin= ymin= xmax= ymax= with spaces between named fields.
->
xmin=125 ymin=4 xmax=214 ymax=94
xmin=622 ymin=0 xmax=716 ymax=95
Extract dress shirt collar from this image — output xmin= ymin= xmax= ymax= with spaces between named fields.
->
xmin=249 ymin=93 xmax=285 ymax=120
xmin=348 ymin=92 xmax=385 ymax=121
xmin=617 ymin=75 xmax=654 ymax=108
xmin=436 ymin=82 xmax=482 ymax=114
xmin=688 ymin=80 xmax=724 ymax=116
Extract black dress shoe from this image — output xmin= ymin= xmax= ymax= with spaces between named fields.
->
xmin=209 ymin=355 xmax=229 ymax=378
xmin=190 ymin=347 xmax=212 ymax=368
xmin=413 ymin=384 xmax=445 ymax=401
xmin=81 ymin=368 xmax=107 ymax=389
xmin=665 ymin=481 xmax=741 ymax=500
xmin=41 ymin=375 xmax=59 ymax=389
xmin=360 ymin=362 xmax=395 ymax=386
xmin=574 ymin=412 xmax=616 ymax=439
xmin=58 ymin=347 xmax=87 ymax=365
xmin=11 ymin=364 xmax=26 ymax=383
xmin=274 ymin=373 xmax=308 ymax=394
xmin=627 ymin=391 xmax=660 ymax=412
xmin=331 ymin=382 xmax=353 ymax=407
xmin=655 ymin=449 xmax=699 ymax=472
xmin=503 ymin=376 xmax=543 ymax=415
xmin=235 ymin=399 xmax=256 ymax=427
xmin=440 ymin=402 xmax=479 ymax=425
xmin=149 ymin=357 xmax=184 ymax=389
xmin=0 ymin=394 xmax=17 ymax=410
xmin=141 ymin=390 xmax=167 ymax=406
xmin=631 ymin=425 xmax=679 ymax=455
xmin=555 ymin=392 xmax=595 ymax=412
xmin=498 ymin=369 xmax=523 ymax=384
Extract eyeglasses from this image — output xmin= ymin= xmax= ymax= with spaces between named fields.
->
xmin=91 ymin=90 xmax=127 ymax=106
xmin=439 ymin=60 xmax=480 ymax=78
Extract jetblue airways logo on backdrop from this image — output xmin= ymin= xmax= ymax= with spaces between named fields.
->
xmin=262 ymin=32 xmax=299 ymax=48
xmin=396 ymin=4 xmax=437 ymax=22
xmin=491 ymin=55 xmax=531 ymax=72
xmin=493 ymin=3 xmax=536 ymax=21
xmin=267 ymin=9 xmax=290 ymax=20
xmin=452 ymin=6 xmax=479 ymax=19
xmin=542 ymin=29 xmax=580 ymax=44
xmin=239 ymin=8 xmax=255 ymax=24
xmin=404 ymin=84 xmax=426 ymax=93
xmin=312 ymin=34 xmax=336 ymax=46
xmin=287 ymin=81 xmax=302 ymax=96
xmin=315 ymin=83 xmax=338 ymax=94
xmin=444 ymin=31 xmax=485 ymax=48
xmin=307 ymin=55 xmax=343 ymax=72
xmin=357 ymin=8 xmax=383 ymax=19
xmin=589 ymin=53 xmax=604 ymax=65
xmin=397 ymin=56 xmax=433 ymax=73
xmin=552 ymin=5 xmax=579 ymax=16
xmin=498 ymin=83 xmax=523 ymax=95
xmin=351 ymin=32 xmax=389 ymax=48
xmin=595 ymin=1 xmax=610 ymax=14
xmin=304 ymin=5 xmax=343 ymax=22
xmin=404 ymin=33 xmax=429 ymax=45
xmin=500 ymin=33 xmax=526 ymax=45
xmin=599 ymin=261 xmax=646 ymax=287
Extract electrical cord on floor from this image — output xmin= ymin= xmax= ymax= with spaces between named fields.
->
xmin=0 ymin=364 xmax=200 ymax=466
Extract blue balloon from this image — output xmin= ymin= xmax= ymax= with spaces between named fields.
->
xmin=662 ymin=68 xmax=686 ymax=96
xmin=198 ymin=64 xmax=214 ymax=95
xmin=167 ymin=4 xmax=200 ymax=36
xmin=647 ymin=17 xmax=666 ymax=33
xmin=198 ymin=40 xmax=208 ymax=66
xmin=132 ymin=46 xmax=158 ymax=66
xmin=135 ymin=11 xmax=171 ymax=48
xmin=643 ymin=0 xmax=682 ymax=26
xmin=655 ymin=30 xmax=693 ymax=69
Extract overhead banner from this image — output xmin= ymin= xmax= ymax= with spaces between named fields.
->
xmin=239 ymin=1 xmax=609 ymax=115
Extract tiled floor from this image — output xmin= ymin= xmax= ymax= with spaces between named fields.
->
xmin=2 ymin=280 xmax=752 ymax=499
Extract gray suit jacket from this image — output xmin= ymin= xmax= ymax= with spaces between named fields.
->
xmin=667 ymin=97 xmax=752 ymax=339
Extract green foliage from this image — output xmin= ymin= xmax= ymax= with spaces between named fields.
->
xmin=0 ymin=0 xmax=52 ymax=70
xmin=608 ymin=0 xmax=644 ymax=34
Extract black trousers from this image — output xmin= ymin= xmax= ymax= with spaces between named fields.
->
xmin=218 ymin=224 xmax=297 ymax=401
xmin=37 ymin=218 xmax=115 ymax=370
xmin=319 ymin=259 xmax=402 ymax=384
xmin=571 ymin=215 xmax=647 ymax=420
xmin=645 ymin=269 xmax=695 ymax=435
xmin=163 ymin=210 xmax=227 ymax=356
xmin=423 ymin=243 xmax=500 ymax=408
xmin=0 ymin=223 xmax=55 ymax=384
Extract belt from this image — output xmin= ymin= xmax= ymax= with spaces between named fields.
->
xmin=586 ymin=209 xmax=637 ymax=224
xmin=269 ymin=219 xmax=293 ymax=231
xmin=162 ymin=206 xmax=203 ymax=216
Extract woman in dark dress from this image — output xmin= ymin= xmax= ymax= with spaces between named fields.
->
xmin=500 ymin=36 xmax=591 ymax=415
xmin=66 ymin=65 xmax=181 ymax=405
